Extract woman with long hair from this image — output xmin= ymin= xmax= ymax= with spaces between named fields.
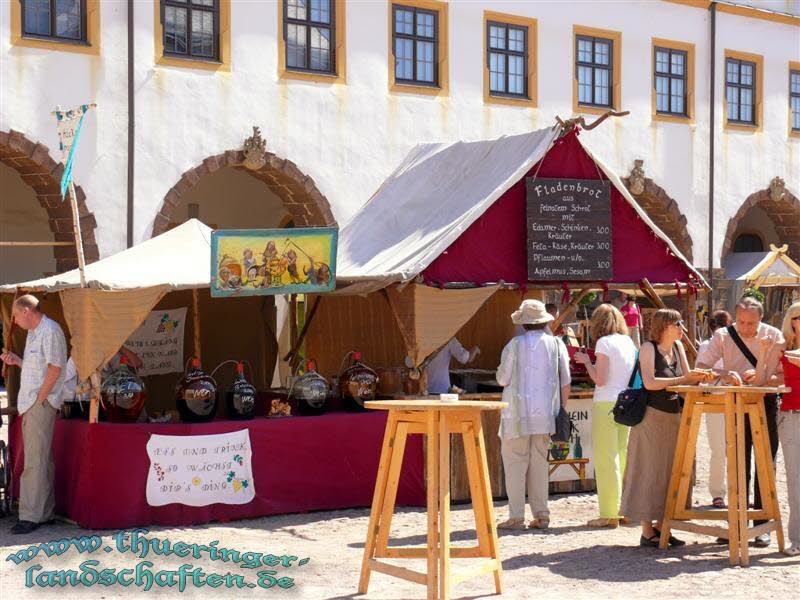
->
xmin=574 ymin=303 xmax=637 ymax=528
xmin=753 ymin=301 xmax=800 ymax=556
xmin=619 ymin=309 xmax=711 ymax=547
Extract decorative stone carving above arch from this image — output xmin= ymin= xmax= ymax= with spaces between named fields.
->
xmin=621 ymin=159 xmax=694 ymax=262
xmin=152 ymin=127 xmax=337 ymax=237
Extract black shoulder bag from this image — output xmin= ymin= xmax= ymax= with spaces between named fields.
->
xmin=551 ymin=340 xmax=575 ymax=443
xmin=727 ymin=325 xmax=758 ymax=368
xmin=612 ymin=350 xmax=648 ymax=426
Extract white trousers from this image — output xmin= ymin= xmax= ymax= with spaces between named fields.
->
xmin=627 ymin=325 xmax=641 ymax=349
xmin=501 ymin=434 xmax=550 ymax=520
xmin=778 ymin=412 xmax=800 ymax=547
xmin=706 ymin=413 xmax=727 ymax=500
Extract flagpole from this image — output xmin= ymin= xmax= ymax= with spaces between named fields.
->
xmin=68 ymin=179 xmax=87 ymax=288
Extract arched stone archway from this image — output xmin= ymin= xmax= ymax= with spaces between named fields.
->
xmin=622 ymin=160 xmax=694 ymax=262
xmin=0 ymin=129 xmax=99 ymax=273
xmin=152 ymin=142 xmax=337 ymax=237
xmin=722 ymin=181 xmax=800 ymax=260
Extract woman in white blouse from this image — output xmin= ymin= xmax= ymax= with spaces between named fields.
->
xmin=496 ymin=300 xmax=571 ymax=530
xmin=575 ymin=303 xmax=637 ymax=528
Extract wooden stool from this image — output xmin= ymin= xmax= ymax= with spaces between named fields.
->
xmin=548 ymin=458 xmax=589 ymax=480
xmin=660 ymin=385 xmax=788 ymax=566
xmin=359 ymin=399 xmax=506 ymax=600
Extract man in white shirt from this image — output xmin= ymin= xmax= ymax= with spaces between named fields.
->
xmin=1 ymin=295 xmax=67 ymax=534
xmin=426 ymin=338 xmax=480 ymax=394
xmin=696 ymin=297 xmax=783 ymax=547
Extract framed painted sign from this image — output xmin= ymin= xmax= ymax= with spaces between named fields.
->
xmin=210 ymin=227 xmax=338 ymax=297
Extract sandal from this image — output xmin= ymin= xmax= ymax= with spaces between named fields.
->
xmin=497 ymin=518 xmax=526 ymax=531
xmin=587 ymin=517 xmax=619 ymax=528
xmin=654 ymin=528 xmax=686 ymax=547
xmin=529 ymin=518 xmax=549 ymax=530
xmin=712 ymin=497 xmax=727 ymax=509
xmin=782 ymin=545 xmax=800 ymax=557
xmin=640 ymin=534 xmax=660 ymax=547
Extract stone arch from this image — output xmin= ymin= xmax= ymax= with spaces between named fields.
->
xmin=152 ymin=149 xmax=337 ymax=237
xmin=0 ymin=129 xmax=99 ymax=273
xmin=622 ymin=167 xmax=694 ymax=262
xmin=721 ymin=185 xmax=800 ymax=260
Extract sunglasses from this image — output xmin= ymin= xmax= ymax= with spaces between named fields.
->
xmin=793 ymin=316 xmax=800 ymax=322
xmin=672 ymin=320 xmax=685 ymax=328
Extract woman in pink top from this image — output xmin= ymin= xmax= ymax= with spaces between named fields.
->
xmin=620 ymin=295 xmax=642 ymax=348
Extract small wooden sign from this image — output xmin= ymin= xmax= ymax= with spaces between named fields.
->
xmin=526 ymin=178 xmax=612 ymax=281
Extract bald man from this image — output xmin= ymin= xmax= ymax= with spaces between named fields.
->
xmin=1 ymin=294 xmax=67 ymax=534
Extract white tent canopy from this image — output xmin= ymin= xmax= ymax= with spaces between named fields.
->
xmin=723 ymin=245 xmax=800 ymax=287
xmin=0 ymin=219 xmax=212 ymax=293
xmin=336 ymin=125 xmax=706 ymax=294
xmin=336 ymin=127 xmax=559 ymax=292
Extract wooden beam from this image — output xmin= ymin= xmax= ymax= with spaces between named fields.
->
xmin=192 ymin=288 xmax=201 ymax=362
xmin=551 ymin=287 xmax=591 ymax=334
xmin=0 ymin=241 xmax=74 ymax=247
xmin=282 ymin=295 xmax=322 ymax=363
xmin=640 ymin=278 xmax=698 ymax=361
xmin=368 ymin=560 xmax=427 ymax=586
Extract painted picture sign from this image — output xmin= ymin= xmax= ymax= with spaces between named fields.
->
xmin=525 ymin=178 xmax=612 ymax=281
xmin=210 ymin=228 xmax=338 ymax=297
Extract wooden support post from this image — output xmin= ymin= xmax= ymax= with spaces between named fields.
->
xmin=283 ymin=296 xmax=322 ymax=363
xmin=288 ymin=294 xmax=298 ymax=372
xmin=192 ymin=288 xmax=201 ymax=362
xmin=67 ymin=181 xmax=87 ymax=289
xmin=686 ymin=288 xmax=697 ymax=350
xmin=640 ymin=278 xmax=698 ymax=361
xmin=0 ymin=241 xmax=75 ymax=247
xmin=551 ymin=287 xmax=591 ymax=335
xmin=88 ymin=371 xmax=101 ymax=424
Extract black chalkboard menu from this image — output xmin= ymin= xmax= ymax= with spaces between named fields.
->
xmin=525 ymin=178 xmax=612 ymax=281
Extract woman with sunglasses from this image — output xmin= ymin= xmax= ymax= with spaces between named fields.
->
xmin=620 ymin=308 xmax=713 ymax=548
xmin=753 ymin=302 xmax=800 ymax=556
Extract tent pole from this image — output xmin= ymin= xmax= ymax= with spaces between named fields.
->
xmin=687 ymin=289 xmax=697 ymax=351
xmin=88 ymin=371 xmax=100 ymax=424
xmin=68 ymin=180 xmax=87 ymax=289
xmin=552 ymin=287 xmax=591 ymax=334
xmin=192 ymin=289 xmax=201 ymax=362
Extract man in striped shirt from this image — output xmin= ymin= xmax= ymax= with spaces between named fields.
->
xmin=1 ymin=294 xmax=67 ymax=534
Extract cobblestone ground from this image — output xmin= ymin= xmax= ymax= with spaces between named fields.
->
xmin=1 ymin=395 xmax=798 ymax=599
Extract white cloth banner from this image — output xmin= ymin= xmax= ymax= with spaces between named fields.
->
xmin=146 ymin=429 xmax=256 ymax=507
xmin=549 ymin=396 xmax=595 ymax=482
xmin=124 ymin=308 xmax=187 ymax=376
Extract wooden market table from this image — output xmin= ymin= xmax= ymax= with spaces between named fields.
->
xmin=359 ymin=399 xmax=506 ymax=600
xmin=660 ymin=385 xmax=788 ymax=566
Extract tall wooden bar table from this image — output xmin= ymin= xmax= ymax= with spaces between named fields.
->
xmin=660 ymin=385 xmax=788 ymax=566
xmin=358 ymin=399 xmax=506 ymax=600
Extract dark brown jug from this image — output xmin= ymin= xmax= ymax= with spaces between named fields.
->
xmin=225 ymin=361 xmax=256 ymax=420
xmin=339 ymin=351 xmax=378 ymax=412
xmin=101 ymin=356 xmax=147 ymax=423
xmin=175 ymin=358 xmax=218 ymax=423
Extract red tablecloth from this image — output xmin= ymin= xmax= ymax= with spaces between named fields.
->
xmin=9 ymin=411 xmax=424 ymax=530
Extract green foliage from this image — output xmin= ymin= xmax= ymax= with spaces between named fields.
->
xmin=742 ymin=286 xmax=765 ymax=304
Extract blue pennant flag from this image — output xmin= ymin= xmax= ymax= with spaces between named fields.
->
xmin=55 ymin=104 xmax=91 ymax=199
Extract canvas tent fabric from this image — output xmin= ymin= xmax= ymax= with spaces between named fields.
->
xmin=61 ymin=286 xmax=171 ymax=381
xmin=0 ymin=219 xmax=213 ymax=293
xmin=384 ymin=283 xmax=499 ymax=368
xmin=335 ymin=127 xmax=560 ymax=294
xmin=336 ymin=127 xmax=707 ymax=294
xmin=723 ymin=246 xmax=800 ymax=287
xmin=423 ymin=129 xmax=706 ymax=288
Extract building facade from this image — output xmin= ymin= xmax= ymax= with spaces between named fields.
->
xmin=1 ymin=0 xmax=799 ymax=299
